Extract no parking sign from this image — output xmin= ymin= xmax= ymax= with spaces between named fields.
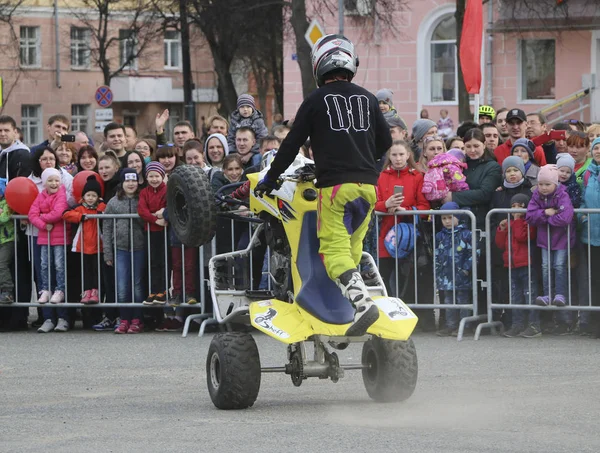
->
xmin=95 ymin=86 xmax=113 ymax=108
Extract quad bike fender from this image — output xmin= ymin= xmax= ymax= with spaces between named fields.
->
xmin=249 ymin=297 xmax=418 ymax=344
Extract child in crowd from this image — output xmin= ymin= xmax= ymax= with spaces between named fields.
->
xmin=526 ymin=165 xmax=575 ymax=316
xmin=138 ymin=162 xmax=168 ymax=306
xmin=63 ymin=175 xmax=106 ymax=304
xmin=511 ymin=138 xmax=540 ymax=187
xmin=435 ymin=202 xmax=476 ymax=337
xmin=557 ymin=153 xmax=583 ymax=208
xmin=436 ymin=109 xmax=454 ymax=139
xmin=29 ymin=168 xmax=70 ymax=333
xmin=495 ymin=194 xmax=540 ymax=338
xmin=103 ymin=169 xmax=146 ymax=334
xmin=227 ymin=94 xmax=268 ymax=154
xmin=376 ymin=89 xmax=406 ymax=127
xmin=0 ymin=179 xmax=14 ymax=304
xmin=422 ymin=148 xmax=468 ymax=202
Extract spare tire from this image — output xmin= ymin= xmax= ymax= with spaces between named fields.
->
xmin=167 ymin=165 xmax=216 ymax=247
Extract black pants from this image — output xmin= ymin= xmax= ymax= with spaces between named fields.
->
xmin=149 ymin=231 xmax=167 ymax=294
xmin=589 ymin=246 xmax=600 ymax=334
xmin=82 ymin=254 xmax=99 ymax=290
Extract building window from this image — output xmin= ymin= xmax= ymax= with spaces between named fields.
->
xmin=21 ymin=105 xmax=42 ymax=145
xmin=520 ymin=39 xmax=556 ymax=101
xmin=71 ymin=27 xmax=90 ymax=69
xmin=19 ymin=26 xmax=40 ymax=67
xmin=164 ymin=30 xmax=181 ymax=69
xmin=166 ymin=105 xmax=182 ymax=141
xmin=119 ymin=29 xmax=137 ymax=69
xmin=71 ymin=104 xmax=90 ymax=134
xmin=430 ymin=15 xmax=457 ymax=103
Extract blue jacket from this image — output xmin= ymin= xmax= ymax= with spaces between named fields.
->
xmin=434 ymin=224 xmax=475 ymax=290
xmin=562 ymin=174 xmax=583 ymax=209
xmin=580 ymin=160 xmax=600 ymax=245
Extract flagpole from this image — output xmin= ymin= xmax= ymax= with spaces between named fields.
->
xmin=474 ymin=93 xmax=480 ymax=123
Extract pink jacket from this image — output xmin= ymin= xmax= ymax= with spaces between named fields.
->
xmin=28 ymin=186 xmax=70 ymax=246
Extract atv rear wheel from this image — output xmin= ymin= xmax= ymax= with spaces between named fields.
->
xmin=206 ymin=332 xmax=261 ymax=409
xmin=167 ymin=165 xmax=216 ymax=247
xmin=361 ymin=337 xmax=417 ymax=402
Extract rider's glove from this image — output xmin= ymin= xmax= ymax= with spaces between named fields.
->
xmin=254 ymin=175 xmax=280 ymax=198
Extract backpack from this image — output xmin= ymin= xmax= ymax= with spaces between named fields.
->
xmin=384 ymin=212 xmax=420 ymax=259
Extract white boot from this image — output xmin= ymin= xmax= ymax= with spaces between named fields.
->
xmin=337 ymin=270 xmax=379 ymax=336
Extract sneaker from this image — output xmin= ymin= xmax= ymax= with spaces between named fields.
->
xmin=503 ymin=325 xmax=524 ymax=338
xmin=552 ymin=324 xmax=571 ymax=336
xmin=535 ymin=295 xmax=550 ymax=307
xmin=113 ymin=317 xmax=121 ymax=331
xmin=115 ymin=320 xmax=130 ymax=334
xmin=436 ymin=326 xmax=455 ymax=337
xmin=169 ymin=294 xmax=182 ymax=307
xmin=143 ymin=293 xmax=157 ymax=306
xmin=163 ymin=318 xmax=183 ymax=332
xmin=54 ymin=318 xmax=69 ymax=332
xmin=92 ymin=316 xmax=115 ymax=331
xmin=552 ymin=294 xmax=566 ymax=307
xmin=50 ymin=290 xmax=65 ymax=304
xmin=0 ymin=291 xmax=14 ymax=304
xmin=520 ymin=325 xmax=542 ymax=338
xmin=88 ymin=289 xmax=99 ymax=304
xmin=127 ymin=318 xmax=144 ymax=334
xmin=37 ymin=319 xmax=55 ymax=333
xmin=155 ymin=318 xmax=169 ymax=332
xmin=38 ymin=290 xmax=51 ymax=304
xmin=80 ymin=290 xmax=91 ymax=304
xmin=153 ymin=292 xmax=167 ymax=305
xmin=185 ymin=295 xmax=198 ymax=305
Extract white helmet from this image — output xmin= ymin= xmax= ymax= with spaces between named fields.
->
xmin=311 ymin=34 xmax=359 ymax=87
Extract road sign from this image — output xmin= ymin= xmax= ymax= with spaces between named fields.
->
xmin=94 ymin=121 xmax=112 ymax=133
xmin=95 ymin=86 xmax=113 ymax=108
xmin=95 ymin=108 xmax=114 ymax=121
xmin=304 ymin=19 xmax=324 ymax=48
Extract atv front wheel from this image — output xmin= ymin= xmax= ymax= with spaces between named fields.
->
xmin=167 ymin=165 xmax=216 ymax=247
xmin=206 ymin=332 xmax=261 ymax=409
xmin=361 ymin=337 xmax=417 ymax=402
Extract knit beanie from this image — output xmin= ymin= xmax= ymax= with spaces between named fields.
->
xmin=386 ymin=114 xmax=407 ymax=131
xmin=537 ymin=164 xmax=559 ymax=186
xmin=376 ymin=88 xmax=394 ymax=107
xmin=502 ymin=156 xmax=525 ymax=178
xmin=412 ymin=119 xmax=437 ymax=143
xmin=237 ymin=94 xmax=256 ymax=110
xmin=41 ymin=168 xmax=61 ymax=186
xmin=145 ymin=161 xmax=166 ymax=179
xmin=510 ymin=193 xmax=530 ymax=207
xmin=511 ymin=138 xmax=535 ymax=161
xmin=440 ymin=201 xmax=460 ymax=211
xmin=556 ymin=153 xmax=575 ymax=172
xmin=82 ymin=175 xmax=102 ymax=198
xmin=120 ymin=167 xmax=138 ymax=183
xmin=447 ymin=148 xmax=466 ymax=162
xmin=592 ymin=137 xmax=600 ymax=152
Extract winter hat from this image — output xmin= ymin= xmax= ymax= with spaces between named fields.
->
xmin=447 ymin=148 xmax=466 ymax=162
xmin=237 ymin=94 xmax=256 ymax=110
xmin=41 ymin=168 xmax=61 ymax=186
xmin=510 ymin=193 xmax=530 ymax=207
xmin=412 ymin=119 xmax=437 ymax=143
xmin=440 ymin=201 xmax=460 ymax=211
xmin=120 ymin=167 xmax=138 ymax=183
xmin=82 ymin=175 xmax=102 ymax=198
xmin=502 ymin=156 xmax=525 ymax=178
xmin=537 ymin=164 xmax=559 ymax=186
xmin=591 ymin=137 xmax=600 ymax=152
xmin=376 ymin=88 xmax=394 ymax=107
xmin=511 ymin=138 xmax=535 ymax=161
xmin=556 ymin=153 xmax=575 ymax=172
xmin=386 ymin=114 xmax=407 ymax=131
xmin=145 ymin=161 xmax=166 ymax=179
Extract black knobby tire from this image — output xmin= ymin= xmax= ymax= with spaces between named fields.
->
xmin=206 ymin=332 xmax=261 ymax=410
xmin=167 ymin=165 xmax=216 ymax=247
xmin=361 ymin=337 xmax=418 ymax=402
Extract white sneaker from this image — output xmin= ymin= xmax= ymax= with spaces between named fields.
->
xmin=50 ymin=290 xmax=65 ymax=304
xmin=38 ymin=290 xmax=51 ymax=304
xmin=54 ymin=318 xmax=69 ymax=332
xmin=37 ymin=319 xmax=55 ymax=333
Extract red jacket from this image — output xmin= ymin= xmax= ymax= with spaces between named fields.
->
xmin=63 ymin=202 xmax=106 ymax=254
xmin=375 ymin=166 xmax=430 ymax=259
xmin=494 ymin=139 xmax=547 ymax=167
xmin=138 ymin=183 xmax=167 ymax=232
xmin=495 ymin=217 xmax=537 ymax=268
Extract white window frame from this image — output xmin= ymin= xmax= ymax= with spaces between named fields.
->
xmin=164 ymin=30 xmax=182 ymax=70
xmin=70 ymin=27 xmax=91 ymax=69
xmin=71 ymin=104 xmax=90 ymax=135
xmin=21 ymin=105 xmax=42 ymax=145
xmin=517 ymin=39 xmax=556 ymax=104
xmin=119 ymin=29 xmax=138 ymax=70
xmin=19 ymin=26 xmax=41 ymax=68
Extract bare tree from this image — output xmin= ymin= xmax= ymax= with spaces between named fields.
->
xmin=0 ymin=0 xmax=25 ymax=113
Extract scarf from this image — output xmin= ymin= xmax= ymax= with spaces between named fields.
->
xmin=503 ymin=178 xmax=524 ymax=189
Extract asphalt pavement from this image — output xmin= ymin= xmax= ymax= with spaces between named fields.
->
xmin=1 ymin=329 xmax=599 ymax=453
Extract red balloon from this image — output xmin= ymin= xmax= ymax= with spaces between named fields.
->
xmin=73 ymin=171 xmax=104 ymax=201
xmin=5 ymin=177 xmax=39 ymax=215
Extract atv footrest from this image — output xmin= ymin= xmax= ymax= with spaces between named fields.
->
xmin=245 ymin=290 xmax=275 ymax=300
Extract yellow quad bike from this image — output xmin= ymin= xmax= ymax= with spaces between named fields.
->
xmin=166 ymin=157 xmax=418 ymax=410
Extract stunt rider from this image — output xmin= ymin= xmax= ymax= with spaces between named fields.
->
xmin=255 ymin=34 xmax=392 ymax=336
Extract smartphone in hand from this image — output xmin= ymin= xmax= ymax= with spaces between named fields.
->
xmin=394 ymin=185 xmax=404 ymax=196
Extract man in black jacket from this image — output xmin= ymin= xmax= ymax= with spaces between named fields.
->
xmin=255 ymin=34 xmax=392 ymax=336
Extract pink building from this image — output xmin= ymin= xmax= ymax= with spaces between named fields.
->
xmin=284 ymin=0 xmax=600 ymax=128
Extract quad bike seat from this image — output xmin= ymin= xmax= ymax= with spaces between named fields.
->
xmin=295 ymin=212 xmax=355 ymax=325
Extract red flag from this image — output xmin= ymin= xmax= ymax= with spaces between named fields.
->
xmin=459 ymin=0 xmax=483 ymax=94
